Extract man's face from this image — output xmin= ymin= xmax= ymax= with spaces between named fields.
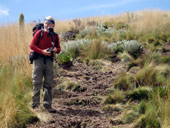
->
xmin=44 ymin=21 xmax=54 ymax=29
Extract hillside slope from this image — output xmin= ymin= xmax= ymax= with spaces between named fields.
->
xmin=27 ymin=60 xmax=130 ymax=128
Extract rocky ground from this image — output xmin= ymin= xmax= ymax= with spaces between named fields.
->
xmin=27 ymin=60 xmax=132 ymax=128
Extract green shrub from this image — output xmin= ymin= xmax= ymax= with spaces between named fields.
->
xmin=57 ymin=53 xmax=72 ymax=65
xmin=121 ymin=40 xmax=143 ymax=58
xmin=62 ymin=39 xmax=92 ymax=58
xmin=107 ymin=41 xmax=123 ymax=53
xmin=78 ymin=26 xmax=96 ymax=38
xmin=127 ymin=87 xmax=152 ymax=101
xmin=96 ymin=25 xmax=115 ymax=37
xmin=107 ymin=40 xmax=143 ymax=58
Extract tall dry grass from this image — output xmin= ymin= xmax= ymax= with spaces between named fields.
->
xmin=54 ymin=10 xmax=170 ymax=40
xmin=129 ymin=10 xmax=170 ymax=34
xmin=54 ymin=20 xmax=75 ymax=33
xmin=0 ymin=23 xmax=34 ymax=127
xmin=0 ymin=23 xmax=33 ymax=74
xmin=0 ymin=9 xmax=170 ymax=127
xmin=0 ymin=24 xmax=31 ymax=57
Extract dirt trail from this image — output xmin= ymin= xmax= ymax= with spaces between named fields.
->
xmin=27 ymin=61 xmax=127 ymax=128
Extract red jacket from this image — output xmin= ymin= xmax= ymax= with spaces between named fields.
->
xmin=30 ymin=30 xmax=61 ymax=54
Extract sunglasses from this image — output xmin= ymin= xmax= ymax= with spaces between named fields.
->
xmin=44 ymin=19 xmax=55 ymax=25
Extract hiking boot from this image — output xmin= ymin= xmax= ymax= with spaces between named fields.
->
xmin=32 ymin=105 xmax=40 ymax=109
xmin=44 ymin=107 xmax=56 ymax=113
xmin=32 ymin=105 xmax=40 ymax=112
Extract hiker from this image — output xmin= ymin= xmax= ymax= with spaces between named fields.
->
xmin=30 ymin=16 xmax=61 ymax=113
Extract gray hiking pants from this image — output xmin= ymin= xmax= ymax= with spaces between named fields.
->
xmin=32 ymin=57 xmax=53 ymax=108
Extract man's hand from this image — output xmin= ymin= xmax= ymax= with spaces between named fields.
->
xmin=53 ymin=47 xmax=57 ymax=53
xmin=42 ymin=48 xmax=51 ymax=56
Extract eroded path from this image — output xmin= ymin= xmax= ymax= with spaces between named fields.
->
xmin=27 ymin=60 xmax=127 ymax=128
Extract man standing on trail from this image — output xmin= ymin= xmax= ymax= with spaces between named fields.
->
xmin=30 ymin=16 xmax=61 ymax=113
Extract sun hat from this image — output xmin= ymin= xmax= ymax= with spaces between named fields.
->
xmin=44 ymin=16 xmax=55 ymax=24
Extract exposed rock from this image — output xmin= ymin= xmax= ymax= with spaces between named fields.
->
xmin=60 ymin=29 xmax=79 ymax=40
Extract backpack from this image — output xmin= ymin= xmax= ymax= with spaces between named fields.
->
xmin=32 ymin=23 xmax=44 ymax=39
xmin=32 ymin=23 xmax=58 ymax=43
xmin=29 ymin=23 xmax=58 ymax=64
xmin=29 ymin=23 xmax=44 ymax=64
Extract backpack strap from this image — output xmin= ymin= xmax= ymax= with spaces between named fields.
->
xmin=53 ymin=32 xmax=58 ymax=47
xmin=40 ymin=28 xmax=43 ymax=39
xmin=49 ymin=32 xmax=58 ymax=48
xmin=36 ymin=29 xmax=44 ymax=46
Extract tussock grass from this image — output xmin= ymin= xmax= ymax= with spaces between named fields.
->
xmin=127 ymin=87 xmax=152 ymax=101
xmin=65 ymin=82 xmax=80 ymax=92
xmin=123 ymin=110 xmax=139 ymax=124
xmin=111 ymin=61 xmax=170 ymax=127
xmin=0 ymin=23 xmax=35 ymax=127
xmin=161 ymin=98 xmax=170 ymax=128
xmin=82 ymin=40 xmax=104 ymax=59
xmin=0 ymin=64 xmax=36 ymax=128
xmin=161 ymin=56 xmax=170 ymax=64
xmin=0 ymin=9 xmax=170 ymax=127
xmin=119 ymin=51 xmax=133 ymax=62
xmin=127 ymin=58 xmax=144 ymax=71
xmin=136 ymin=64 xmax=169 ymax=87
xmin=57 ymin=79 xmax=82 ymax=92
xmin=114 ymin=72 xmax=135 ymax=90
xmin=104 ymin=89 xmax=125 ymax=104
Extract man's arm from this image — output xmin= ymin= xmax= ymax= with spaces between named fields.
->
xmin=30 ymin=30 xmax=43 ymax=54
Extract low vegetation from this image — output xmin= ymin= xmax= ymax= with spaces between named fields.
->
xmin=0 ymin=10 xmax=170 ymax=127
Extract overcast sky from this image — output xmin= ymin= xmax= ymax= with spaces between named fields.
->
xmin=0 ymin=0 xmax=169 ymax=24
